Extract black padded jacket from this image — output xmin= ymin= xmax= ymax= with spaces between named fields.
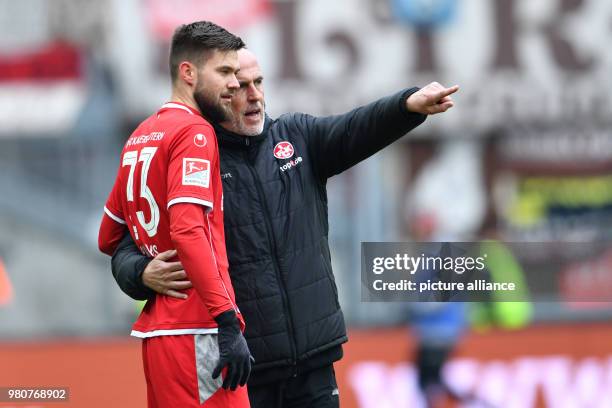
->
xmin=110 ymin=88 xmax=426 ymax=385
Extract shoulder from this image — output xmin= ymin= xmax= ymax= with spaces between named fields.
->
xmin=269 ymin=112 xmax=314 ymax=135
xmin=167 ymin=115 xmax=215 ymax=147
xmin=261 ymin=114 xmax=314 ymax=151
xmin=156 ymin=106 xmax=213 ymax=133
xmin=277 ymin=112 xmax=309 ymax=125
xmin=176 ymin=114 xmax=215 ymax=134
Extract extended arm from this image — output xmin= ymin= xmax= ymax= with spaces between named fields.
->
xmin=302 ymin=83 xmax=458 ymax=179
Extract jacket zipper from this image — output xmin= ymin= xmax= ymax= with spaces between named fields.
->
xmin=243 ymin=150 xmax=298 ymax=369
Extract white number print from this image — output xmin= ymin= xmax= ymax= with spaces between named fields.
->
xmin=122 ymin=147 xmax=160 ymax=237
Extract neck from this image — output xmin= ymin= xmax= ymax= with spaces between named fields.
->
xmin=170 ymin=87 xmax=201 ymax=115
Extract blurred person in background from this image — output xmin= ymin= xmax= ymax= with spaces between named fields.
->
xmin=98 ymin=21 xmax=252 ymax=408
xmin=405 ymin=141 xmax=531 ymax=407
xmin=405 ymin=142 xmax=478 ymax=407
xmin=111 ymin=47 xmax=458 ymax=407
xmin=408 ymin=302 xmax=467 ymax=407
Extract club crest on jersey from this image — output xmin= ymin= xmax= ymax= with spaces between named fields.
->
xmin=193 ymin=133 xmax=207 ymax=147
xmin=273 ymin=141 xmax=294 ymax=159
xmin=182 ymin=158 xmax=210 ymax=188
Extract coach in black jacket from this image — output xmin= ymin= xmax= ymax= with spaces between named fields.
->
xmin=111 ymin=49 xmax=457 ymax=407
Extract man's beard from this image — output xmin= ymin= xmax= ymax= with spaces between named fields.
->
xmin=193 ymin=86 xmax=231 ymax=124
xmin=237 ymin=114 xmax=265 ymax=136
xmin=225 ymin=102 xmax=266 ymax=136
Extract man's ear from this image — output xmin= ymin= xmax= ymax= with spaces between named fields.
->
xmin=178 ymin=61 xmax=196 ymax=87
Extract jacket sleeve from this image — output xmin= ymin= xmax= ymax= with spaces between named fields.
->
xmin=297 ymin=88 xmax=426 ymax=180
xmin=111 ymin=231 xmax=156 ymax=301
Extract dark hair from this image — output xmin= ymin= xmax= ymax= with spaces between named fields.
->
xmin=169 ymin=21 xmax=245 ymax=82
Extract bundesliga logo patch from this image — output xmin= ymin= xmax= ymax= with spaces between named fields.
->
xmin=182 ymin=158 xmax=210 ymax=188
xmin=273 ymin=141 xmax=294 ymax=159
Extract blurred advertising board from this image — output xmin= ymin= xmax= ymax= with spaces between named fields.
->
xmin=0 ymin=41 xmax=86 ymax=136
xmin=336 ymin=324 xmax=612 ymax=408
xmin=144 ymin=0 xmax=272 ymax=39
xmin=490 ymin=131 xmax=612 ymax=306
xmin=110 ymin=0 xmax=612 ymax=132
xmin=1 ymin=324 xmax=610 ymax=407
xmin=406 ymin=134 xmax=612 ymax=308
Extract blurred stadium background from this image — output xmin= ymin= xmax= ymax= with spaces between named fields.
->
xmin=1 ymin=0 xmax=612 ymax=406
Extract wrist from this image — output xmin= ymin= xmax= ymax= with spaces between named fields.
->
xmin=215 ymin=309 xmax=239 ymax=329
xmin=402 ymin=87 xmax=420 ymax=114
xmin=138 ymin=258 xmax=156 ymax=293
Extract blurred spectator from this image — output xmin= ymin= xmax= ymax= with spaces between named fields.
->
xmin=405 ymin=139 xmax=479 ymax=406
xmin=409 ymin=302 xmax=466 ymax=408
xmin=469 ymin=240 xmax=533 ymax=332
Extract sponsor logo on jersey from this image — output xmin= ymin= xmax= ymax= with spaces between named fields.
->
xmin=194 ymin=133 xmax=207 ymax=147
xmin=126 ymin=131 xmax=165 ymax=147
xmin=273 ymin=141 xmax=294 ymax=159
xmin=280 ymin=156 xmax=303 ymax=172
xmin=182 ymin=158 xmax=210 ymax=188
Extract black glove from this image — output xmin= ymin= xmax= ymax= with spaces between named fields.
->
xmin=212 ymin=310 xmax=254 ymax=390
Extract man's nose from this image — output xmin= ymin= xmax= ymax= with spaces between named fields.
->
xmin=247 ymin=84 xmax=263 ymax=102
xmin=228 ymin=75 xmax=239 ymax=90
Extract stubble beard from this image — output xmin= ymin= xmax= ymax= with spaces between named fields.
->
xmin=239 ymin=117 xmax=265 ymax=136
xmin=193 ymin=85 xmax=232 ymax=124
xmin=235 ymin=102 xmax=266 ymax=136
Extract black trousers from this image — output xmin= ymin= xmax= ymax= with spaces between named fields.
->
xmin=248 ymin=365 xmax=340 ymax=408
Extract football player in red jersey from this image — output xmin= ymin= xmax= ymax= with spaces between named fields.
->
xmin=98 ymin=21 xmax=252 ymax=408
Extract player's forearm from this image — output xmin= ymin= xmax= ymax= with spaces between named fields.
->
xmin=111 ymin=231 xmax=155 ymax=301
xmin=169 ymin=203 xmax=236 ymax=318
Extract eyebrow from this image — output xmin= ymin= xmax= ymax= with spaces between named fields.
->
xmin=217 ymin=65 xmax=240 ymax=73
xmin=238 ymin=75 xmax=264 ymax=84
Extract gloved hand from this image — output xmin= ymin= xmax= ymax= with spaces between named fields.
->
xmin=212 ymin=310 xmax=254 ymax=390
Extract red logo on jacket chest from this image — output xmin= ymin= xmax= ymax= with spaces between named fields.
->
xmin=273 ymin=141 xmax=294 ymax=159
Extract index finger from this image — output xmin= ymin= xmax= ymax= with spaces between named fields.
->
xmin=435 ymin=85 xmax=459 ymax=101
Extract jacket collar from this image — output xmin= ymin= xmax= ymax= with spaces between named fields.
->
xmin=214 ymin=116 xmax=272 ymax=149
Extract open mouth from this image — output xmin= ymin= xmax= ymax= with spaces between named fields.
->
xmin=220 ymin=94 xmax=233 ymax=101
xmin=244 ymin=108 xmax=261 ymax=118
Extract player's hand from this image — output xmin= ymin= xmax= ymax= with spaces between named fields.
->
xmin=141 ymin=250 xmax=192 ymax=299
xmin=212 ymin=310 xmax=254 ymax=391
xmin=406 ymin=82 xmax=459 ymax=115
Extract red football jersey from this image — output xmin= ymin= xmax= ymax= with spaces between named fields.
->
xmin=98 ymin=102 xmax=241 ymax=337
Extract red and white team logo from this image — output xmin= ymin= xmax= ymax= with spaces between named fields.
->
xmin=182 ymin=158 xmax=210 ymax=188
xmin=273 ymin=141 xmax=294 ymax=159
xmin=193 ymin=133 xmax=207 ymax=147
